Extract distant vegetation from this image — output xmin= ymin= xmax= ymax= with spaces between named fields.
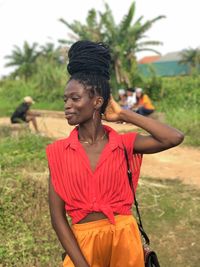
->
xmin=159 ymin=76 xmax=200 ymax=146
xmin=179 ymin=47 xmax=200 ymax=74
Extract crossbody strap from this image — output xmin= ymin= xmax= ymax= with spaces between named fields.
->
xmin=123 ymin=146 xmax=150 ymax=245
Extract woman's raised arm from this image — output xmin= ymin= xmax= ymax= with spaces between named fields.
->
xmin=120 ymin=109 xmax=184 ymax=154
xmin=104 ymin=96 xmax=184 ymax=154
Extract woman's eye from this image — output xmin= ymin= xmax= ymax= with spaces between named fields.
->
xmin=72 ymin=97 xmax=80 ymax=101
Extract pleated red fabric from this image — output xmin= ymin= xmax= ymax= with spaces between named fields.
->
xmin=46 ymin=125 xmax=142 ymax=224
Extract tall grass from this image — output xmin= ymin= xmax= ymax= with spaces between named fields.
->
xmin=158 ymin=76 xmax=200 ymax=146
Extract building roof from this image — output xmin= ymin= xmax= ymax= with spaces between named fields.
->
xmin=138 ymin=55 xmax=161 ymax=64
xmin=138 ymin=61 xmax=189 ymax=77
xmin=156 ymin=51 xmax=183 ymax=62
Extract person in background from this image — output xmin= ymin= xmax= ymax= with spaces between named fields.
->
xmin=127 ymin=88 xmax=136 ymax=110
xmin=135 ymin=88 xmax=155 ymax=116
xmin=11 ymin=96 xmax=40 ymax=132
xmin=118 ymin=89 xmax=129 ymax=110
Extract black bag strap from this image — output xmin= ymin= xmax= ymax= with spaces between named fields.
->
xmin=123 ymin=146 xmax=150 ymax=245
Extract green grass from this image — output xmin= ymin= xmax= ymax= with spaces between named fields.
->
xmin=136 ymin=179 xmax=200 ymax=267
xmin=0 ymin=127 xmax=199 ymax=266
xmin=158 ymin=75 xmax=200 ymax=146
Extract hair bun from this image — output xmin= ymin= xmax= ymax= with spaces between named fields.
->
xmin=67 ymin=40 xmax=111 ymax=80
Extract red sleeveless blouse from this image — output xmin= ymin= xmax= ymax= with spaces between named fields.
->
xmin=46 ymin=125 xmax=142 ymax=224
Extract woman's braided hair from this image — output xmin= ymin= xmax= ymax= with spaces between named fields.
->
xmin=67 ymin=40 xmax=111 ymax=114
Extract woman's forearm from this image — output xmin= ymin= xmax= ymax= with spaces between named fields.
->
xmin=48 ymin=178 xmax=89 ymax=267
xmin=51 ymin=215 xmax=89 ymax=267
xmin=119 ymin=109 xmax=184 ymax=147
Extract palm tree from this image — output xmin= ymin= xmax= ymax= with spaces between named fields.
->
xmin=5 ymin=41 xmax=39 ymax=81
xmin=180 ymin=47 xmax=200 ymax=73
xmin=59 ymin=9 xmax=102 ymax=44
xmin=59 ymin=2 xmax=165 ymax=87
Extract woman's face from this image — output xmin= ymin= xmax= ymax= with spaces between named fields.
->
xmin=136 ymin=91 xmax=142 ymax=98
xmin=64 ymin=79 xmax=97 ymax=125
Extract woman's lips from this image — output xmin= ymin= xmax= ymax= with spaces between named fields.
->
xmin=65 ymin=113 xmax=76 ymax=119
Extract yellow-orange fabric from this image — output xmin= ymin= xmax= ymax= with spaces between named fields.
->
xmin=63 ymin=215 xmax=144 ymax=267
xmin=138 ymin=94 xmax=155 ymax=110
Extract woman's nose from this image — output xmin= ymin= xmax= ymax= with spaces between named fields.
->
xmin=64 ymin=99 xmax=73 ymax=109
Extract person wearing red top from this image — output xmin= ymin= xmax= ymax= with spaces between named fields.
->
xmin=46 ymin=41 xmax=184 ymax=267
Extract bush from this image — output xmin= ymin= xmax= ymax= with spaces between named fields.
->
xmin=158 ymin=75 xmax=200 ymax=146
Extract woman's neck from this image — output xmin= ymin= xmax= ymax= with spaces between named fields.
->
xmin=78 ymin=118 xmax=105 ymax=144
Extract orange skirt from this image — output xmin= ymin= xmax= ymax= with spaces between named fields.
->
xmin=63 ymin=215 xmax=144 ymax=267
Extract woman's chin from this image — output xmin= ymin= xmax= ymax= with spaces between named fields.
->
xmin=66 ymin=119 xmax=77 ymax=126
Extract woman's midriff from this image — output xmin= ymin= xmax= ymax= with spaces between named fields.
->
xmin=77 ymin=212 xmax=119 ymax=224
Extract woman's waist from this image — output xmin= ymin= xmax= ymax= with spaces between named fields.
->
xmin=76 ymin=211 xmax=119 ymax=224
xmin=69 ymin=205 xmax=133 ymax=225
xmin=72 ymin=214 xmax=136 ymax=232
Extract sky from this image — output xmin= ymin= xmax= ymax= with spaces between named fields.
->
xmin=0 ymin=0 xmax=200 ymax=77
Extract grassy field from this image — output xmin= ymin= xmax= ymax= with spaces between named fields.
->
xmin=0 ymin=127 xmax=200 ymax=267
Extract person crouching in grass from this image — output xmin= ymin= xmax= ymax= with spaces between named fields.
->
xmin=11 ymin=96 xmax=40 ymax=133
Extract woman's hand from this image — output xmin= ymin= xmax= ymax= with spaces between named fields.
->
xmin=103 ymin=95 xmax=122 ymax=122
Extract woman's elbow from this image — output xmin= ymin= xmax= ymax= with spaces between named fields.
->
xmin=168 ymin=131 xmax=185 ymax=147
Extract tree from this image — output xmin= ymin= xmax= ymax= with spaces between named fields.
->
xmin=5 ymin=41 xmax=39 ymax=81
xmin=59 ymin=2 xmax=165 ymax=88
xmin=180 ymin=47 xmax=200 ymax=74
xmin=39 ymin=42 xmax=64 ymax=63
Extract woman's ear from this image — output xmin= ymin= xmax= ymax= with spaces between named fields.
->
xmin=94 ymin=96 xmax=104 ymax=111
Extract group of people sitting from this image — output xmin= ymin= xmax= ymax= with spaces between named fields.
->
xmin=118 ymin=87 xmax=155 ymax=116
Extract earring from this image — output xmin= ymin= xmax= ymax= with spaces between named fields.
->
xmin=93 ymin=110 xmax=96 ymax=120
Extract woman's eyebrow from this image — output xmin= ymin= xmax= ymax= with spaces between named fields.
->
xmin=64 ymin=92 xmax=81 ymax=98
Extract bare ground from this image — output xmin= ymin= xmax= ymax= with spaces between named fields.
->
xmin=1 ymin=114 xmax=200 ymax=187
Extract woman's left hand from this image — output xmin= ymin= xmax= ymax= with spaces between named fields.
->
xmin=103 ymin=95 xmax=122 ymax=122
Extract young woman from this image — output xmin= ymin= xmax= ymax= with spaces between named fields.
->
xmin=46 ymin=41 xmax=184 ymax=267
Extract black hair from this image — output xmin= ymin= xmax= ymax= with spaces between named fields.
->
xmin=127 ymin=87 xmax=135 ymax=92
xmin=67 ymin=40 xmax=111 ymax=114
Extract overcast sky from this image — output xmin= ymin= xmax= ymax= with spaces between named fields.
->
xmin=0 ymin=0 xmax=199 ymax=77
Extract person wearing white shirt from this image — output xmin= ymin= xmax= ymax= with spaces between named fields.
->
xmin=127 ymin=88 xmax=136 ymax=110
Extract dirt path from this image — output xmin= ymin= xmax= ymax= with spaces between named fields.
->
xmin=1 ymin=115 xmax=200 ymax=187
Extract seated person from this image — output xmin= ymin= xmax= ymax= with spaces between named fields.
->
xmin=134 ymin=88 xmax=155 ymax=116
xmin=127 ymin=88 xmax=136 ymax=110
xmin=11 ymin=96 xmax=40 ymax=132
xmin=118 ymin=89 xmax=129 ymax=110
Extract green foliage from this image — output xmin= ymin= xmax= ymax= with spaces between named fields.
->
xmin=128 ymin=64 xmax=163 ymax=101
xmin=0 ymin=79 xmax=36 ymax=115
xmin=0 ymin=56 xmax=67 ymax=116
xmin=33 ymin=57 xmax=66 ymax=101
xmin=0 ymin=132 xmax=50 ymax=170
xmin=158 ymin=75 xmax=200 ymax=146
xmin=179 ymin=47 xmax=200 ymax=73
xmin=0 ymin=130 xmax=61 ymax=266
xmin=137 ymin=178 xmax=200 ymax=267
xmin=5 ymin=41 xmax=40 ymax=81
